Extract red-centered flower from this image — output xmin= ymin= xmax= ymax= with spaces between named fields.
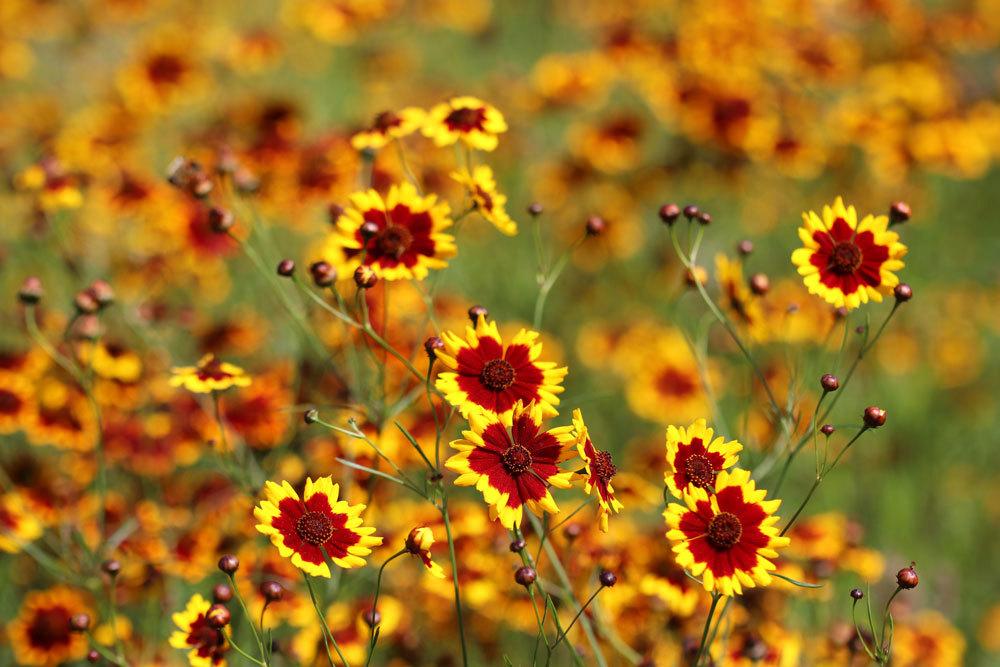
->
xmin=792 ymin=196 xmax=907 ymax=310
xmin=436 ymin=314 xmax=567 ymax=425
xmin=8 ymin=586 xmax=91 ymax=666
xmin=665 ymin=468 xmax=790 ymax=596
xmin=570 ymin=408 xmax=623 ymax=533
xmin=664 ymin=418 xmax=742 ymax=499
xmin=254 ymin=476 xmax=382 ymax=578
xmin=169 ymin=594 xmax=228 ymax=666
xmin=446 ymin=401 xmax=574 ymax=529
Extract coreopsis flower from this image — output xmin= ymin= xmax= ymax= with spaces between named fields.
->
xmin=324 ymin=182 xmax=456 ymax=281
xmin=435 ymin=314 xmax=567 ymax=424
xmin=350 ymin=107 xmax=426 ymax=151
xmin=14 ymin=158 xmax=84 ymax=211
xmin=254 ymin=476 xmax=382 ymax=578
xmin=169 ymin=354 xmax=251 ymax=393
xmin=422 ymin=96 xmax=507 ymax=151
xmin=570 ymin=409 xmax=623 ymax=533
xmin=168 ymin=594 xmax=228 ymax=666
xmin=0 ymin=371 xmax=33 ymax=434
xmin=445 ymin=401 xmax=574 ymax=529
xmin=404 ymin=526 xmax=446 ymax=578
xmin=664 ymin=418 xmax=742 ymax=498
xmin=7 ymin=586 xmax=91 ymax=665
xmin=451 ymin=165 xmax=517 ymax=235
xmin=665 ymin=468 xmax=790 ymax=596
xmin=792 ymin=196 xmax=907 ymax=310
xmin=0 ymin=492 xmax=43 ymax=552
xmin=715 ymin=254 xmax=762 ymax=331
xmin=892 ymin=611 xmax=966 ymax=666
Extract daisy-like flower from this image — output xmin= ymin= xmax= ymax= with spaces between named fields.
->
xmin=168 ymin=594 xmax=228 ymax=667
xmin=324 ymin=182 xmax=456 ymax=281
xmin=435 ymin=314 xmax=567 ymax=424
xmin=350 ymin=107 xmax=426 ymax=151
xmin=0 ymin=491 xmax=43 ymax=553
xmin=451 ymin=165 xmax=517 ymax=236
xmin=664 ymin=418 xmax=742 ymax=499
xmin=445 ymin=401 xmax=574 ymax=529
xmin=570 ymin=409 xmax=623 ymax=533
xmin=792 ymin=196 xmax=907 ymax=310
xmin=665 ymin=468 xmax=790 ymax=596
xmin=422 ymin=96 xmax=507 ymax=151
xmin=8 ymin=586 xmax=91 ymax=665
xmin=254 ymin=476 xmax=382 ymax=578
xmin=0 ymin=371 xmax=33 ymax=435
xmin=404 ymin=526 xmax=446 ymax=578
xmin=169 ymin=354 xmax=251 ymax=394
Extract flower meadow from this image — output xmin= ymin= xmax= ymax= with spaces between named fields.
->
xmin=1 ymin=2 xmax=999 ymax=666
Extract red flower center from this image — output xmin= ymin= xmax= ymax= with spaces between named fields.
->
xmin=445 ymin=106 xmax=485 ymax=132
xmin=501 ymin=444 xmax=533 ymax=474
xmin=27 ymin=608 xmax=71 ymax=648
xmin=828 ymin=241 xmax=862 ymax=275
xmin=373 ymin=111 xmax=401 ymax=132
xmin=295 ymin=510 xmax=334 ymax=546
xmin=707 ymin=512 xmax=743 ymax=549
xmin=480 ymin=358 xmax=515 ymax=392
xmin=592 ymin=450 xmax=617 ymax=484
xmin=196 ymin=358 xmax=231 ymax=382
xmin=684 ymin=454 xmax=716 ymax=489
xmin=0 ymin=389 xmax=22 ymax=414
xmin=375 ymin=224 xmax=413 ymax=259
xmin=474 ymin=186 xmax=494 ymax=212
xmin=147 ymin=54 xmax=185 ymax=84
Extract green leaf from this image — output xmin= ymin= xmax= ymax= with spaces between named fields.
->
xmin=772 ymin=572 xmax=824 ymax=588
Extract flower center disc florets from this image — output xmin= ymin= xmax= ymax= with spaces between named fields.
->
xmin=295 ymin=510 xmax=335 ymax=546
xmin=501 ymin=444 xmax=533 ymax=474
xmin=446 ymin=107 xmax=483 ymax=130
xmin=829 ymin=241 xmax=863 ymax=275
xmin=373 ymin=111 xmax=400 ymax=132
xmin=707 ymin=511 xmax=743 ymax=549
xmin=592 ymin=449 xmax=617 ymax=484
xmin=375 ymin=224 xmax=413 ymax=259
xmin=480 ymin=358 xmax=515 ymax=392
xmin=684 ymin=453 xmax=716 ymax=489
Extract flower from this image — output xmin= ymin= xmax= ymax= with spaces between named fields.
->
xmin=168 ymin=593 xmax=228 ymax=667
xmin=664 ymin=418 xmax=742 ymax=499
xmin=892 ymin=611 xmax=966 ymax=667
xmin=422 ymin=96 xmax=507 ymax=151
xmin=792 ymin=196 xmax=907 ymax=310
xmin=451 ymin=165 xmax=517 ymax=235
xmin=0 ymin=371 xmax=34 ymax=435
xmin=0 ymin=491 xmax=43 ymax=553
xmin=254 ymin=476 xmax=382 ymax=577
xmin=435 ymin=314 xmax=567 ymax=424
xmin=169 ymin=354 xmax=251 ymax=393
xmin=323 ymin=182 xmax=456 ymax=281
xmin=404 ymin=526 xmax=446 ymax=578
xmin=570 ymin=409 xmax=623 ymax=533
xmin=664 ymin=468 xmax=790 ymax=596
xmin=8 ymin=586 xmax=91 ymax=665
xmin=350 ymin=107 xmax=426 ymax=151
xmin=445 ymin=401 xmax=574 ymax=529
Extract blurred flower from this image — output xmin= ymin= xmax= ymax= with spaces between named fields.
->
xmin=8 ymin=586 xmax=91 ymax=665
xmin=169 ymin=354 xmax=251 ymax=393
xmin=168 ymin=593 xmax=228 ymax=667
xmin=451 ymin=165 xmax=518 ymax=236
xmin=351 ymin=107 xmax=426 ymax=151
xmin=423 ymin=96 xmax=507 ymax=151
xmin=892 ymin=611 xmax=965 ymax=667
xmin=0 ymin=491 xmax=43 ymax=553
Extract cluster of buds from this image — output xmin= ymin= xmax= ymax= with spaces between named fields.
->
xmin=166 ymin=157 xmax=214 ymax=198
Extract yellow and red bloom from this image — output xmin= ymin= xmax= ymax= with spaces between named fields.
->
xmin=792 ymin=196 xmax=907 ymax=310
xmin=893 ymin=611 xmax=966 ymax=667
xmin=446 ymin=401 xmax=574 ymax=529
xmin=0 ymin=371 xmax=33 ymax=434
xmin=168 ymin=594 xmax=228 ymax=667
xmin=169 ymin=354 xmax=251 ymax=394
xmin=254 ymin=476 xmax=382 ymax=577
xmin=664 ymin=418 xmax=742 ymax=499
xmin=8 ymin=586 xmax=91 ymax=665
xmin=404 ymin=526 xmax=446 ymax=579
xmin=451 ymin=165 xmax=517 ymax=236
xmin=570 ymin=409 xmax=623 ymax=533
xmin=422 ymin=96 xmax=507 ymax=151
xmin=351 ymin=107 xmax=426 ymax=151
xmin=0 ymin=491 xmax=43 ymax=553
xmin=665 ymin=468 xmax=790 ymax=596
xmin=435 ymin=315 xmax=567 ymax=424
xmin=324 ymin=182 xmax=456 ymax=281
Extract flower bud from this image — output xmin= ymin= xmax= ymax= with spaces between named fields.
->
xmin=207 ymin=604 xmax=231 ymax=628
xmin=310 ymin=261 xmax=337 ymax=287
xmin=658 ymin=203 xmax=681 ymax=225
xmin=863 ymin=406 xmax=887 ymax=428
xmin=213 ymin=583 xmax=233 ymax=603
xmin=697 ymin=211 xmax=712 ymax=225
xmin=509 ymin=538 xmax=526 ymax=553
xmin=87 ymin=649 xmax=100 ymax=662
xmin=562 ymin=523 xmax=581 ymax=540
xmin=682 ymin=204 xmax=700 ymax=221
xmin=88 ymin=280 xmax=115 ymax=308
xmin=527 ymin=202 xmax=544 ymax=217
xmin=260 ymin=580 xmax=284 ymax=602
xmin=359 ymin=220 xmax=379 ymax=240
xmin=74 ymin=290 xmax=100 ymax=315
xmin=18 ymin=277 xmax=43 ymax=305
xmin=468 ymin=305 xmax=488 ymax=324
xmin=515 ymin=566 xmax=537 ymax=587
xmin=363 ymin=608 xmax=381 ymax=627
xmin=304 ymin=409 xmax=319 ymax=425
xmin=208 ymin=206 xmax=234 ymax=234
xmin=889 ymin=201 xmax=911 ymax=225
xmin=850 ymin=588 xmax=864 ymax=600
xmin=69 ymin=314 xmax=102 ymax=341
xmin=354 ymin=265 xmax=377 ymax=289
xmin=101 ymin=559 xmax=121 ymax=577
xmin=749 ymin=273 xmax=769 ymax=295
xmin=218 ymin=554 xmax=239 ymax=575
xmin=896 ymin=564 xmax=918 ymax=589
xmin=276 ymin=259 xmax=295 ymax=277
xmin=737 ymin=239 xmax=754 ymax=256
xmin=69 ymin=613 xmax=91 ymax=632
xmin=424 ymin=336 xmax=444 ymax=359
xmin=820 ymin=424 xmax=835 ymax=436
xmin=585 ymin=215 xmax=606 ymax=237
xmin=328 ymin=204 xmax=345 ymax=226
xmin=820 ymin=374 xmax=839 ymax=392
xmin=894 ymin=283 xmax=912 ymax=303
xmin=599 ymin=570 xmax=618 ymax=587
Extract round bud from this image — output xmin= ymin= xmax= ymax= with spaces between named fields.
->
xmin=894 ymin=283 xmax=912 ymax=303
xmin=74 ymin=290 xmax=100 ymax=315
xmin=585 ymin=215 xmax=606 ymax=237
xmin=737 ymin=239 xmax=754 ymax=256
xmin=87 ymin=650 xmax=100 ymax=663
xmin=658 ymin=203 xmax=681 ymax=225
xmin=863 ymin=406 xmax=887 ymax=429
xmin=820 ymin=374 xmax=840 ymax=392
xmin=514 ymin=566 xmax=537 ymax=587
xmin=423 ymin=336 xmax=444 ymax=359
xmin=70 ymin=315 xmax=102 ymax=341
xmin=304 ymin=409 xmax=319 ymax=425
xmin=889 ymin=201 xmax=911 ymax=225
xmin=218 ymin=554 xmax=240 ymax=574
xmin=599 ymin=570 xmax=618 ymax=587
xmin=468 ymin=305 xmax=488 ymax=324
xmin=363 ymin=608 xmax=381 ymax=627
xmin=207 ymin=604 xmax=231 ymax=628
xmin=310 ymin=261 xmax=337 ymax=288
xmin=88 ymin=280 xmax=115 ymax=308
xmin=359 ymin=220 xmax=380 ymax=240
xmin=260 ymin=580 xmax=284 ymax=602
xmin=328 ymin=204 xmax=346 ymax=226
xmin=697 ymin=211 xmax=711 ymax=226
xmin=18 ymin=277 xmax=44 ymax=305
xmin=353 ymin=265 xmax=377 ymax=289
xmin=850 ymin=588 xmax=864 ymax=600
xmin=682 ymin=204 xmax=700 ymax=221
xmin=101 ymin=559 xmax=121 ymax=577
xmin=896 ymin=564 xmax=918 ymax=589
xmin=834 ymin=306 xmax=849 ymax=319
xmin=276 ymin=259 xmax=296 ymax=277
xmin=213 ymin=583 xmax=233 ymax=603
xmin=527 ymin=202 xmax=544 ymax=217
xmin=749 ymin=273 xmax=769 ymax=295
xmin=69 ymin=613 xmax=91 ymax=632
xmin=562 ymin=523 xmax=582 ymax=540
xmin=207 ymin=206 xmax=235 ymax=234
xmin=233 ymin=168 xmax=259 ymax=194
xmin=820 ymin=424 xmax=835 ymax=436
xmin=509 ymin=538 xmax=526 ymax=553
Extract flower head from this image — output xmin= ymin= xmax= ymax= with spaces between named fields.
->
xmin=570 ymin=409 xmax=623 ymax=533
xmin=665 ymin=468 xmax=790 ymax=596
xmin=422 ymin=96 xmax=507 ymax=151
xmin=664 ymin=418 xmax=742 ymax=499
xmin=169 ymin=354 xmax=251 ymax=394
xmin=792 ymin=196 xmax=907 ymax=310
xmin=436 ymin=315 xmax=567 ymax=425
xmin=404 ymin=526 xmax=446 ymax=579
xmin=0 ymin=491 xmax=43 ymax=553
xmin=446 ymin=401 xmax=574 ymax=529
xmin=8 ymin=586 xmax=91 ymax=665
xmin=169 ymin=593 xmax=228 ymax=667
xmin=451 ymin=165 xmax=517 ymax=236
xmin=350 ymin=107 xmax=426 ymax=151
xmin=322 ymin=182 xmax=456 ymax=281
xmin=254 ymin=476 xmax=382 ymax=578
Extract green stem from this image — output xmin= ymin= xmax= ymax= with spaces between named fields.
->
xmin=304 ymin=573 xmax=350 ymax=667
xmin=694 ymin=593 xmax=721 ymax=667
xmin=365 ymin=550 xmax=406 ymax=666
xmin=441 ymin=499 xmax=469 ymax=666
xmin=550 ymin=586 xmax=603 ymax=650
xmin=228 ymin=574 xmax=268 ymax=665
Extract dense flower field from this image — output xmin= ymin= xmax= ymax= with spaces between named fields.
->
xmin=1 ymin=1 xmax=998 ymax=665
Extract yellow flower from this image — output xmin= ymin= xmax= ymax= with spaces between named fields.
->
xmin=168 ymin=593 xmax=228 ymax=667
xmin=893 ymin=611 xmax=966 ymax=667
xmin=570 ymin=409 xmax=623 ymax=533
xmin=8 ymin=586 xmax=91 ymax=665
xmin=451 ymin=165 xmax=517 ymax=235
xmin=351 ymin=107 xmax=426 ymax=151
xmin=664 ymin=418 xmax=742 ymax=499
xmin=0 ymin=492 xmax=43 ymax=553
xmin=169 ymin=354 xmax=251 ymax=393
xmin=422 ymin=96 xmax=507 ymax=151
xmin=404 ymin=526 xmax=446 ymax=578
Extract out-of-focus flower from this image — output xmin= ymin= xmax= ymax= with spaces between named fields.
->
xmin=422 ymin=96 xmax=507 ymax=151
xmin=451 ymin=165 xmax=517 ymax=236
xmin=351 ymin=107 xmax=426 ymax=151
xmin=8 ymin=587 xmax=91 ymax=665
xmin=892 ymin=611 xmax=965 ymax=667
xmin=0 ymin=492 xmax=43 ymax=552
xmin=169 ymin=354 xmax=251 ymax=393
xmin=168 ymin=593 xmax=228 ymax=667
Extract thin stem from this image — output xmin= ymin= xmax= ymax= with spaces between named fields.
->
xmin=304 ymin=573 xmax=350 ymax=667
xmin=550 ymin=586 xmax=603 ymax=650
xmin=694 ymin=592 xmax=722 ymax=666
xmin=440 ymin=500 xmax=469 ymax=666
xmin=851 ymin=599 xmax=878 ymax=661
xmin=879 ymin=587 xmax=903 ymax=660
xmin=227 ymin=574 xmax=268 ymax=666
xmin=364 ymin=550 xmax=406 ymax=666
xmin=84 ymin=633 xmax=129 ymax=667
xmin=533 ymin=238 xmax=583 ymax=329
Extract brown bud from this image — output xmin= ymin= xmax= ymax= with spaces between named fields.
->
xmin=74 ymin=290 xmax=100 ymax=314
xmin=697 ymin=211 xmax=712 ymax=225
xmin=820 ymin=424 xmax=835 ymax=436
xmin=514 ymin=566 xmax=537 ymax=587
xmin=304 ymin=409 xmax=319 ymax=424
xmin=659 ymin=203 xmax=681 ymax=225
xmin=527 ymin=202 xmax=544 ymax=217
xmin=682 ymin=204 xmax=699 ymax=220
xmin=468 ymin=305 xmax=488 ymax=324
xmin=70 ymin=314 xmax=102 ymax=341
xmin=101 ymin=559 xmax=121 ymax=577
xmin=894 ymin=283 xmax=912 ymax=303
xmin=863 ymin=406 xmax=887 ymax=428
xmin=509 ymin=538 xmax=526 ymax=553
xmin=218 ymin=554 xmax=239 ymax=574
xmin=276 ymin=259 xmax=295 ymax=277
xmin=260 ymin=580 xmax=284 ymax=602
xmin=599 ymin=570 xmax=618 ymax=587
xmin=363 ymin=608 xmax=381 ymax=627
xmin=213 ymin=583 xmax=233 ymax=603
xmin=310 ymin=261 xmax=337 ymax=287
xmin=207 ymin=206 xmax=234 ymax=234
xmin=749 ymin=273 xmax=769 ymax=295
xmin=359 ymin=220 xmax=379 ymax=240
xmin=889 ymin=201 xmax=911 ymax=225
xmin=585 ymin=215 xmax=606 ymax=237
xmin=850 ymin=588 xmax=864 ymax=600
xmin=328 ymin=203 xmax=345 ymax=226
xmin=896 ymin=563 xmax=918 ymax=589
xmin=424 ymin=336 xmax=444 ymax=359
xmin=353 ymin=265 xmax=377 ymax=289
xmin=18 ymin=276 xmax=43 ymax=305
xmin=737 ymin=239 xmax=754 ymax=256
xmin=69 ymin=613 xmax=91 ymax=632
xmin=562 ymin=522 xmax=582 ymax=540
xmin=207 ymin=603 xmax=231 ymax=628
xmin=820 ymin=374 xmax=839 ymax=392
xmin=88 ymin=280 xmax=115 ymax=308
xmin=232 ymin=168 xmax=259 ymax=194
xmin=87 ymin=649 xmax=100 ymax=662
